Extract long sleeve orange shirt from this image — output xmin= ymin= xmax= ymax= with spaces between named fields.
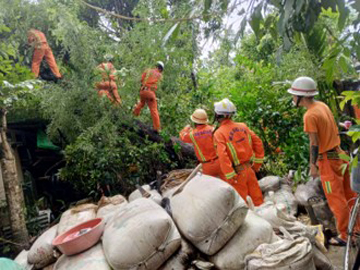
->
xmin=213 ymin=119 xmax=264 ymax=180
xmin=141 ymin=68 xmax=162 ymax=90
xmin=179 ymin=125 xmax=217 ymax=162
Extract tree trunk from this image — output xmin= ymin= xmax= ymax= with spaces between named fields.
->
xmin=0 ymin=109 xmax=29 ymax=251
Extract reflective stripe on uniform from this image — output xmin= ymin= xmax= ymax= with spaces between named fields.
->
xmin=253 ymin=157 xmax=264 ymax=163
xmin=227 ymin=142 xmax=240 ymax=166
xmin=225 ymin=171 xmax=236 ymax=179
xmin=325 ymin=181 xmax=332 ymax=194
xmin=190 ymin=131 xmax=206 ymax=162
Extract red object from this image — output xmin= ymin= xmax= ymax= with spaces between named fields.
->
xmin=133 ymin=90 xmax=161 ymax=131
xmin=28 ymin=29 xmax=61 ymax=78
xmin=214 ymin=119 xmax=264 ymax=206
xmin=179 ymin=125 xmax=224 ymax=179
xmin=52 ymin=218 xmax=104 ymax=256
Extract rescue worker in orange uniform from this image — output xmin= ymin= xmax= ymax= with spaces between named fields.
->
xmin=179 ymin=109 xmax=225 ymax=179
xmin=95 ymin=54 xmax=121 ymax=105
xmin=288 ymin=76 xmax=357 ymax=246
xmin=27 ymin=29 xmax=62 ymax=79
xmin=133 ymin=61 xmax=164 ymax=132
xmin=213 ymin=98 xmax=264 ymax=206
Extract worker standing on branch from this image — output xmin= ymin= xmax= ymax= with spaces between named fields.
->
xmin=180 ymin=109 xmax=224 ymax=179
xmin=133 ymin=61 xmax=164 ymax=132
xmin=27 ymin=28 xmax=62 ymax=79
xmin=287 ymin=76 xmax=357 ymax=246
xmin=213 ymin=98 xmax=264 ymax=206
xmin=95 ymin=54 xmax=121 ymax=105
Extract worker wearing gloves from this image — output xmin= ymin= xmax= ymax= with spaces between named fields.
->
xmin=27 ymin=28 xmax=62 ymax=79
xmin=288 ymin=76 xmax=357 ymax=246
xmin=180 ymin=109 xmax=224 ymax=179
xmin=95 ymin=54 xmax=121 ymax=105
xmin=213 ymin=98 xmax=264 ymax=206
xmin=133 ymin=61 xmax=164 ymax=132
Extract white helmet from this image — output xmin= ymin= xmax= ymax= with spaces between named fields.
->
xmin=190 ymin=109 xmax=208 ymax=124
xmin=156 ymin=61 xmax=164 ymax=69
xmin=214 ymin=98 xmax=236 ymax=115
xmin=287 ymin=77 xmax=318 ymax=97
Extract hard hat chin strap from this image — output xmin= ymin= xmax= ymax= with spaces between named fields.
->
xmin=296 ymin=96 xmax=303 ymax=108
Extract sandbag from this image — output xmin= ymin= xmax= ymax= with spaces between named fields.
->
xmin=103 ymin=198 xmax=181 ymax=270
xmin=27 ymin=225 xmax=57 ymax=269
xmin=128 ymin=185 xmax=162 ymax=205
xmin=170 ymin=174 xmax=248 ymax=255
xmin=14 ymin=250 xmax=33 ymax=270
xmin=160 ymin=169 xmax=192 ymax=197
xmin=245 ymin=233 xmax=315 ymax=270
xmin=265 ymin=184 xmax=298 ymax=216
xmin=295 ymin=178 xmax=324 ymax=206
xmin=96 ymin=195 xmax=128 ymax=223
xmin=210 ymin=211 xmax=274 ymax=270
xmin=159 ymin=239 xmax=197 ymax=270
xmin=258 ymin=176 xmax=282 ymax=193
xmin=255 ymin=201 xmax=315 ymax=240
xmin=54 ymin=243 xmax=110 ymax=270
xmin=57 ymin=203 xmax=97 ymax=235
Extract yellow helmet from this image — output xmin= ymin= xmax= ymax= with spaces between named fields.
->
xmin=190 ymin=109 xmax=208 ymax=124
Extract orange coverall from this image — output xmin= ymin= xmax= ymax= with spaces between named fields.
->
xmin=304 ymin=101 xmax=357 ymax=240
xmin=133 ymin=68 xmax=162 ymax=131
xmin=27 ymin=29 xmax=62 ymax=78
xmin=180 ymin=125 xmax=224 ymax=179
xmin=214 ymin=119 xmax=264 ymax=206
xmin=95 ymin=62 xmax=121 ymax=104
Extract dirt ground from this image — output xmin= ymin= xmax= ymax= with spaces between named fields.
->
xmin=327 ymin=246 xmax=345 ymax=270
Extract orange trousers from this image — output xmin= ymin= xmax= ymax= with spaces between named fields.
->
xmin=95 ymin=81 xmax=121 ymax=104
xmin=228 ymin=167 xmax=264 ymax=206
xmin=133 ymin=90 xmax=160 ymax=131
xmin=32 ymin=43 xmax=61 ymax=78
xmin=318 ymin=155 xmax=357 ymax=240
xmin=202 ymin=159 xmax=225 ymax=180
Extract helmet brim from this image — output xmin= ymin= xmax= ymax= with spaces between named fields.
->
xmin=287 ymin=89 xmax=318 ymax=97
xmin=190 ymin=115 xmax=208 ymax=124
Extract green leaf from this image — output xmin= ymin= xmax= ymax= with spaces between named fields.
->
xmin=349 ymin=125 xmax=360 ymax=132
xmin=338 ymin=54 xmax=348 ymax=73
xmin=337 ymin=4 xmax=349 ymax=30
xmin=250 ymin=3 xmax=263 ymax=38
xmin=321 ymin=0 xmax=337 ymax=12
xmin=339 ymin=153 xmax=350 ymax=162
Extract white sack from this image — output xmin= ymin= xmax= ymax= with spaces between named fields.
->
xmin=210 ymin=211 xmax=274 ymax=270
xmin=170 ymin=174 xmax=248 ymax=255
xmin=27 ymin=225 xmax=58 ymax=269
xmin=258 ymin=176 xmax=281 ymax=193
xmin=245 ymin=234 xmax=315 ymax=270
xmin=54 ymin=243 xmax=110 ymax=270
xmin=96 ymin=195 xmax=128 ymax=223
xmin=103 ymin=198 xmax=181 ymax=270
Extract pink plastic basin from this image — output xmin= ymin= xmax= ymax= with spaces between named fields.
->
xmin=52 ymin=218 xmax=104 ymax=256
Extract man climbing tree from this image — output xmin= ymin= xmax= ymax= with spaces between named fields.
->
xmin=287 ymin=76 xmax=357 ymax=246
xmin=213 ymin=98 xmax=265 ymax=206
xmin=95 ymin=54 xmax=122 ymax=105
xmin=27 ymin=28 xmax=62 ymax=80
xmin=179 ymin=109 xmax=224 ymax=179
xmin=133 ymin=61 xmax=164 ymax=132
